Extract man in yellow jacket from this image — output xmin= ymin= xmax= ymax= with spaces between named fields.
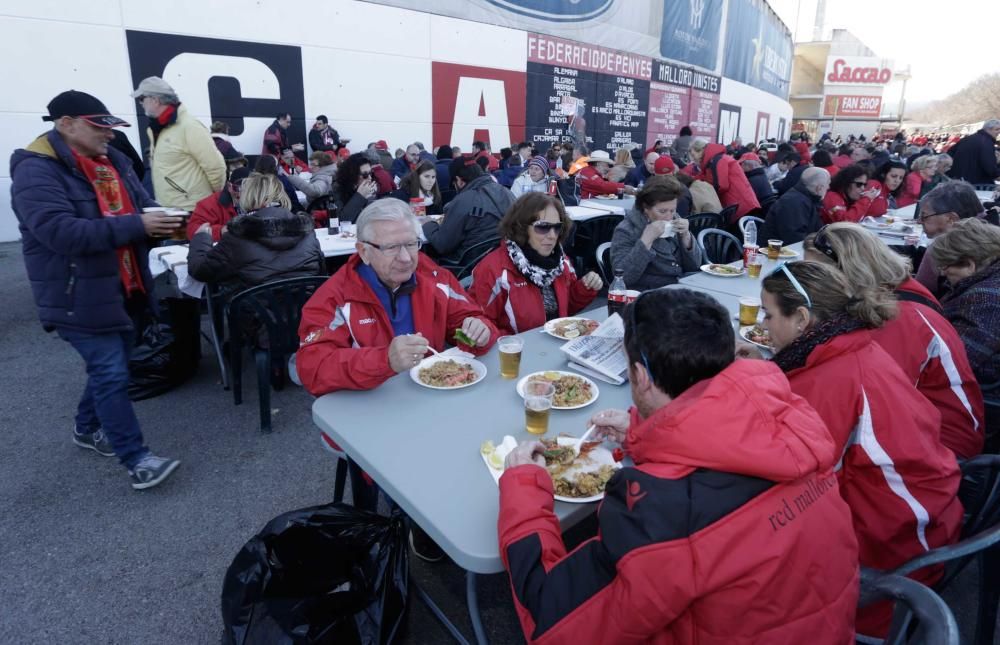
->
xmin=132 ymin=77 xmax=226 ymax=211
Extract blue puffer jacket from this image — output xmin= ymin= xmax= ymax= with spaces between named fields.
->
xmin=10 ymin=129 xmax=158 ymax=333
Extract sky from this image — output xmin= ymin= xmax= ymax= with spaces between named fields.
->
xmin=767 ymin=0 xmax=993 ymax=110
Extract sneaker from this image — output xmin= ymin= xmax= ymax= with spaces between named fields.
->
xmin=73 ymin=429 xmax=116 ymax=457
xmin=409 ymin=525 xmax=445 ymax=563
xmin=128 ymin=454 xmax=181 ymax=490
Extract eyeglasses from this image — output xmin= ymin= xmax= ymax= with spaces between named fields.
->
xmin=812 ymin=226 xmax=838 ymax=263
xmin=852 ymin=181 xmax=867 ymax=188
xmin=626 ymin=292 xmax=653 ymax=379
xmin=531 ymin=221 xmax=563 ymax=234
xmin=918 ymin=210 xmax=950 ymax=223
xmin=767 ymin=263 xmax=812 ymax=309
xmin=364 ymin=240 xmax=422 ymax=256
xmin=359 ymin=171 xmax=371 ymax=179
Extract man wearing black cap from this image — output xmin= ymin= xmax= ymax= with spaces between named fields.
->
xmin=188 ymin=167 xmax=251 ymax=241
xmin=10 ymin=90 xmax=182 ymax=491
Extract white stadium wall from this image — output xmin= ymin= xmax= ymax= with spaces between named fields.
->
xmin=0 ymin=0 xmax=793 ymax=243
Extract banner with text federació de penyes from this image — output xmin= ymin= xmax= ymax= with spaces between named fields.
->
xmin=721 ymin=0 xmax=793 ymax=99
xmin=659 ymin=0 xmax=725 ymax=71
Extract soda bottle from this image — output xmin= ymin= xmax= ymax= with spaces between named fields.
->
xmin=327 ymin=203 xmax=340 ymax=235
xmin=607 ymin=270 xmax=627 ymax=317
xmin=547 ymin=178 xmax=558 ymax=196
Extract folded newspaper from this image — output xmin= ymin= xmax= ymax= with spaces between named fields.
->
xmin=560 ymin=313 xmax=627 ymax=385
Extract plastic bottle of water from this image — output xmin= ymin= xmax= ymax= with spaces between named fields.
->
xmin=742 ymin=220 xmax=757 ymax=267
xmin=607 ymin=270 xmax=627 ymax=317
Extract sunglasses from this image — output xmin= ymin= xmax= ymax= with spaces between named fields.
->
xmin=852 ymin=181 xmax=867 ymax=188
xmin=359 ymin=171 xmax=371 ymax=179
xmin=812 ymin=226 xmax=838 ymax=262
xmin=531 ymin=221 xmax=563 ymax=234
xmin=766 ymin=263 xmax=812 ymax=309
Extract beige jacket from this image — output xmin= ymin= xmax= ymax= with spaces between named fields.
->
xmin=689 ymin=179 xmax=723 ymax=214
xmin=147 ymin=105 xmax=226 ymax=210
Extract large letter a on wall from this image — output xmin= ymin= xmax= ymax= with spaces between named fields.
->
xmin=451 ymin=78 xmax=511 ymax=149
xmin=431 ymin=62 xmax=525 ymax=150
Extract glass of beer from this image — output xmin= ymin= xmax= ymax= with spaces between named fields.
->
xmin=497 ymin=336 xmax=523 ymax=379
xmin=738 ymin=297 xmax=761 ymax=326
xmin=524 ymin=380 xmax=555 ymax=435
xmin=166 ymin=209 xmax=189 ymax=241
xmin=766 ymin=239 xmax=783 ymax=261
xmin=747 ymin=253 xmax=764 ymax=278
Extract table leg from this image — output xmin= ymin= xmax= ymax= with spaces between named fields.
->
xmin=466 ymin=571 xmax=490 ymax=645
xmin=412 ymin=581 xmax=472 ymax=645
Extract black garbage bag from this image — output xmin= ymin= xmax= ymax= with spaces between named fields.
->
xmin=128 ymin=297 xmax=200 ymax=400
xmin=221 ymin=503 xmax=409 ymax=645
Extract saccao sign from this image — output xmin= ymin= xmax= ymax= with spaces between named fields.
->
xmin=824 ymin=56 xmax=893 ymax=86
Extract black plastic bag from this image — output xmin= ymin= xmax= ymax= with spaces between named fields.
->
xmin=128 ymin=297 xmax=200 ymax=400
xmin=221 ymin=503 xmax=409 ymax=645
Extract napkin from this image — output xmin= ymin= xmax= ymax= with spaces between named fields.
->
xmin=481 ymin=435 xmax=518 ymax=485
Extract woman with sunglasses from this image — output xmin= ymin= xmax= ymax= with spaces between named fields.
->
xmin=470 ymin=193 xmax=602 ymax=335
xmin=803 ymin=224 xmax=984 ymax=458
xmin=752 ymin=261 xmax=962 ymax=637
xmin=821 ymin=164 xmax=880 ymax=224
xmin=898 ymin=155 xmax=938 ymax=207
xmin=332 ymin=152 xmax=379 ymax=223
xmin=609 ymin=179 xmax=701 ymax=292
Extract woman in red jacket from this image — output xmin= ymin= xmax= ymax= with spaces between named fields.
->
xmin=867 ymin=161 xmax=907 ymax=216
xmin=898 ymin=155 xmax=937 ymax=207
xmin=821 ymin=164 xmax=881 ymax=223
xmin=470 ymin=193 xmax=602 ymax=335
xmin=689 ymin=140 xmax=760 ymax=222
xmin=752 ymin=261 xmax=962 ymax=637
xmin=804 ymin=224 xmax=984 ymax=458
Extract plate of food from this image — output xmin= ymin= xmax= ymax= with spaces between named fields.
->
xmin=860 ymin=216 xmax=893 ymax=230
xmin=777 ymin=247 xmax=799 ymax=258
xmin=739 ymin=324 xmax=774 ymax=351
xmin=516 ymin=371 xmax=599 ymax=409
xmin=542 ymin=437 xmax=622 ymax=503
xmin=594 ymin=194 xmax=618 ymax=200
xmin=700 ymin=263 xmax=746 ymax=277
xmin=543 ymin=317 xmax=600 ymax=339
xmin=410 ymin=355 xmax=486 ymax=390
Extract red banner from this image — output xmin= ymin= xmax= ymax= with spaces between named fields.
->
xmin=822 ymin=95 xmax=882 ymax=118
xmin=431 ymin=62 xmax=526 ymax=150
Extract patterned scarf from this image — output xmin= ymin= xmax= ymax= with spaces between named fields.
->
xmin=771 ymin=313 xmax=865 ymax=373
xmin=72 ymin=151 xmax=145 ymax=296
xmin=506 ymin=239 xmax=565 ymax=317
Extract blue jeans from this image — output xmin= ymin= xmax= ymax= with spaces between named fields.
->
xmin=57 ymin=328 xmax=148 ymax=469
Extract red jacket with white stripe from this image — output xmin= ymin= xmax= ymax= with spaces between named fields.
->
xmin=784 ymin=329 xmax=962 ymax=636
xmin=576 ymin=165 xmax=624 ymax=199
xmin=295 ymin=253 xmax=498 ymax=394
xmin=469 ymin=246 xmax=597 ymax=336
xmin=499 ymin=360 xmax=860 ymax=644
xmin=871 ymin=279 xmax=985 ymax=459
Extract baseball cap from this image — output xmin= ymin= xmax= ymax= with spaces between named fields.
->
xmin=374 ymin=140 xmax=389 ymax=152
xmin=654 ymin=156 xmax=676 ymax=174
xmin=131 ymin=76 xmax=175 ymax=99
xmin=42 ymin=90 xmax=130 ymax=128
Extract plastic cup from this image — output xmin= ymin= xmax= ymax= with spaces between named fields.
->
xmin=747 ymin=253 xmax=764 ymax=278
xmin=767 ymin=239 xmax=783 ymax=261
xmin=524 ymin=380 xmax=555 ymax=435
xmin=739 ymin=297 xmax=761 ymax=326
xmin=165 ymin=209 xmax=189 ymax=240
xmin=497 ymin=336 xmax=523 ymax=379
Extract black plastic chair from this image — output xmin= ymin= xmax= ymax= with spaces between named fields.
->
xmin=572 ymin=215 xmax=621 ymax=275
xmin=756 ymin=193 xmax=779 ymax=217
xmin=439 ymin=237 xmax=500 ymax=281
xmin=227 ymin=276 xmax=329 ymax=433
xmin=684 ymin=212 xmax=726 ymax=239
xmin=872 ymin=455 xmax=1000 ymax=644
xmin=971 ymin=183 xmax=998 ymax=192
xmin=697 ymin=227 xmax=743 ymax=264
xmin=857 ymin=569 xmax=960 ymax=645
xmin=556 ymin=176 xmax=580 ymax=207
xmin=595 ymin=241 xmax=613 ymax=284
xmin=718 ymin=204 xmax=739 ymax=224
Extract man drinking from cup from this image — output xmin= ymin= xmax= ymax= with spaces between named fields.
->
xmin=498 ymin=288 xmax=859 ymax=643
xmin=10 ymin=90 xmax=183 ymax=490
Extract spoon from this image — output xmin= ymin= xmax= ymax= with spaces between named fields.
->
xmin=556 ymin=424 xmax=598 ymax=457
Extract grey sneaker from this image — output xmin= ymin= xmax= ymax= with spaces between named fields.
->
xmin=128 ymin=454 xmax=181 ymax=490
xmin=73 ymin=429 xmax=115 ymax=457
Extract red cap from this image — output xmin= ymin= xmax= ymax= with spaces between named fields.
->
xmin=338 ymin=147 xmax=351 ymax=159
xmin=739 ymin=152 xmax=760 ymax=163
xmin=653 ymin=156 xmax=676 ymax=174
xmin=374 ymin=140 xmax=389 ymax=151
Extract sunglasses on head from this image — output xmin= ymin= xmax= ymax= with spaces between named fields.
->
xmin=531 ymin=221 xmax=563 ymax=234
xmin=766 ymin=263 xmax=812 ymax=309
xmin=812 ymin=226 xmax=838 ymax=262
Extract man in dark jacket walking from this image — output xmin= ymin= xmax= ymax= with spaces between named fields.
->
xmin=947 ymin=120 xmax=1000 ymax=185
xmin=10 ymin=91 xmax=183 ymax=490
xmin=422 ymin=163 xmax=514 ymax=267
xmin=761 ymin=167 xmax=830 ymax=245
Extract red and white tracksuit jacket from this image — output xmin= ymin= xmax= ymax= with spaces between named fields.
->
xmin=784 ymin=329 xmax=962 ymax=636
xmin=871 ymin=279 xmax=984 ymax=458
xmin=499 ymin=360 xmax=860 ymax=644
xmin=296 ymin=254 xmax=498 ymax=394
xmin=469 ymin=247 xmax=597 ymax=336
xmin=821 ymin=189 xmax=876 ymax=224
xmin=576 ymin=165 xmax=624 ymax=199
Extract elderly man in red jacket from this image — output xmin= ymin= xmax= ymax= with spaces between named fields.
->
xmin=499 ymin=288 xmax=859 ymax=644
xmin=186 ymin=167 xmax=250 ymax=241
xmin=577 ymin=150 xmax=639 ymax=199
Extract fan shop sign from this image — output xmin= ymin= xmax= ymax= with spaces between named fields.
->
xmin=823 ymin=95 xmax=883 ymax=118
xmin=824 ymin=56 xmax=893 ymax=86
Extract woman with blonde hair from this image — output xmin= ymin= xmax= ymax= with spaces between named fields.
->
xmin=188 ymin=172 xmax=322 ymax=290
xmin=803 ymin=223 xmax=984 ymax=458
xmin=931 ymin=218 xmax=1000 ymax=418
xmin=607 ymin=147 xmax=636 ymax=183
xmin=750 ymin=261 xmax=962 ymax=637
xmin=898 ymin=155 xmax=937 ymax=207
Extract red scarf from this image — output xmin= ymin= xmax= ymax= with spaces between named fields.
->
xmin=73 ymin=151 xmax=145 ymax=295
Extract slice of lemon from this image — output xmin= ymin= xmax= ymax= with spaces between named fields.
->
xmin=543 ymin=371 xmax=561 ymax=380
xmin=488 ymin=452 xmax=504 ymax=470
xmin=480 ymin=440 xmax=495 ymax=455
xmin=563 ymin=329 xmax=580 ymax=339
